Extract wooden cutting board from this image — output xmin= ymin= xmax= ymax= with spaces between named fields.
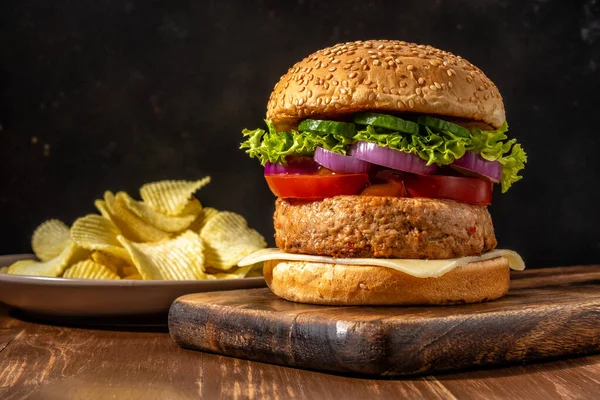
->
xmin=168 ymin=266 xmax=600 ymax=376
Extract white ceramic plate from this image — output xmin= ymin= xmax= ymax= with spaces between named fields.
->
xmin=0 ymin=254 xmax=266 ymax=318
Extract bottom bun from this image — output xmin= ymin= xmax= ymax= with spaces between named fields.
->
xmin=263 ymin=257 xmax=510 ymax=305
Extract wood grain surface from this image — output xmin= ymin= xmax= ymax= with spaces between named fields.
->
xmin=169 ymin=266 xmax=600 ymax=376
xmin=1 ymin=300 xmax=600 ymax=399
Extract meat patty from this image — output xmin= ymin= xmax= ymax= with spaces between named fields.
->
xmin=274 ymin=196 xmax=497 ymax=259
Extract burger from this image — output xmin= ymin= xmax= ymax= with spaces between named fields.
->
xmin=238 ymin=40 xmax=527 ymax=305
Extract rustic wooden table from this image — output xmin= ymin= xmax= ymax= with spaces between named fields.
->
xmin=0 ymin=303 xmax=598 ymax=399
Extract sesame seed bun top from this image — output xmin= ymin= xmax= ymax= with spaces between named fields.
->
xmin=266 ymin=39 xmax=505 ymax=130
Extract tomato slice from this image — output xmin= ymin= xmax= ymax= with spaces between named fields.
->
xmin=264 ymin=174 xmax=369 ymax=199
xmin=403 ymin=174 xmax=493 ymax=205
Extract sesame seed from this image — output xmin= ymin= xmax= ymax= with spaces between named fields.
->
xmin=466 ymin=76 xmax=473 ymax=83
xmin=331 ymin=59 xmax=340 ymax=64
xmin=395 ymin=58 xmax=402 ymax=64
xmin=298 ymin=98 xmax=304 ymax=105
xmin=407 ymin=65 xmax=414 ymax=71
xmin=448 ymin=81 xmax=453 ymax=88
xmin=351 ymin=65 xmax=359 ymax=71
xmin=408 ymin=100 xmax=415 ymax=108
xmin=342 ymin=80 xmax=348 ymax=87
xmin=419 ymin=98 xmax=426 ymax=105
xmin=329 ymin=67 xmax=336 ymax=72
xmin=435 ymin=82 xmax=442 ymax=89
xmin=373 ymin=59 xmax=380 ymax=66
xmin=307 ymin=90 xmax=313 ymax=98
xmin=298 ymin=86 xmax=305 ymax=92
xmin=360 ymin=59 xmax=367 ymax=65
xmin=399 ymin=81 xmax=407 ymax=88
xmin=416 ymin=88 xmax=422 ymax=95
xmin=315 ymin=61 xmax=321 ymax=68
xmin=325 ymin=73 xmax=333 ymax=80
xmin=340 ymin=88 xmax=348 ymax=94
xmin=332 ymin=80 xmax=339 ymax=86
xmin=388 ymin=60 xmax=394 ymax=66
xmin=418 ymin=77 xmax=425 ymax=85
xmin=323 ymin=82 xmax=330 ymax=90
xmin=430 ymin=85 xmax=437 ymax=91
xmin=370 ymin=55 xmax=378 ymax=59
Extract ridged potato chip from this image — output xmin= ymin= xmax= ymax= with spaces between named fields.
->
xmin=188 ymin=207 xmax=220 ymax=233
xmin=8 ymin=242 xmax=89 ymax=277
xmin=140 ymin=177 xmax=210 ymax=215
xmin=122 ymin=265 xmax=138 ymax=276
xmin=63 ymin=260 xmax=121 ymax=280
xmin=245 ymin=263 xmax=264 ymax=278
xmin=118 ymin=192 xmax=199 ymax=233
xmin=105 ymin=191 xmax=170 ymax=243
xmin=212 ymin=265 xmax=253 ymax=279
xmin=32 ymin=219 xmax=71 ymax=262
xmin=200 ymin=212 xmax=267 ymax=271
xmin=118 ymin=230 xmax=207 ymax=280
xmin=123 ymin=273 xmax=143 ymax=280
xmin=94 ymin=199 xmax=113 ymax=221
xmin=91 ymin=251 xmax=133 ymax=276
xmin=71 ymin=215 xmax=130 ymax=260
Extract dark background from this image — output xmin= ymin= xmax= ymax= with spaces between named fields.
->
xmin=1 ymin=0 xmax=599 ymax=268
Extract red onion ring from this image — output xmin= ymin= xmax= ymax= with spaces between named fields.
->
xmin=348 ymin=141 xmax=437 ymax=175
xmin=314 ymin=147 xmax=371 ymax=174
xmin=451 ymin=151 xmax=502 ymax=183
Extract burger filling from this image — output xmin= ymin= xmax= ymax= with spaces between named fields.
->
xmin=240 ymin=113 xmax=527 ymax=205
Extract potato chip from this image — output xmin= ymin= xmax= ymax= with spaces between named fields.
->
xmin=140 ymin=177 xmax=210 ymax=215
xmin=245 ymin=263 xmax=264 ymax=278
xmin=94 ymin=199 xmax=113 ymax=221
xmin=8 ymin=242 xmax=88 ymax=277
xmin=123 ymin=273 xmax=143 ymax=280
xmin=200 ymin=212 xmax=267 ymax=271
xmin=90 ymin=251 xmax=132 ymax=276
xmin=63 ymin=260 xmax=121 ymax=280
xmin=212 ymin=265 xmax=253 ymax=279
xmin=0 ymin=266 xmax=9 ymax=274
xmin=118 ymin=230 xmax=207 ymax=280
xmin=188 ymin=207 xmax=220 ymax=233
xmin=104 ymin=191 xmax=170 ymax=243
xmin=71 ymin=215 xmax=130 ymax=260
xmin=31 ymin=219 xmax=71 ymax=262
xmin=118 ymin=192 xmax=199 ymax=233
xmin=122 ymin=265 xmax=138 ymax=276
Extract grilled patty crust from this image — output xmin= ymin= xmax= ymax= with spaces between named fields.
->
xmin=274 ymin=196 xmax=497 ymax=259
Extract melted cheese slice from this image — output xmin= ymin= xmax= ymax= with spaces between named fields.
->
xmin=238 ymin=249 xmax=525 ymax=279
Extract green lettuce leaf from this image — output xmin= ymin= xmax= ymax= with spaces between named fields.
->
xmin=240 ymin=118 xmax=527 ymax=192
xmin=240 ymin=120 xmax=353 ymax=165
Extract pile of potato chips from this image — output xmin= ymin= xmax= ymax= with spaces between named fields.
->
xmin=0 ymin=178 xmax=267 ymax=280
